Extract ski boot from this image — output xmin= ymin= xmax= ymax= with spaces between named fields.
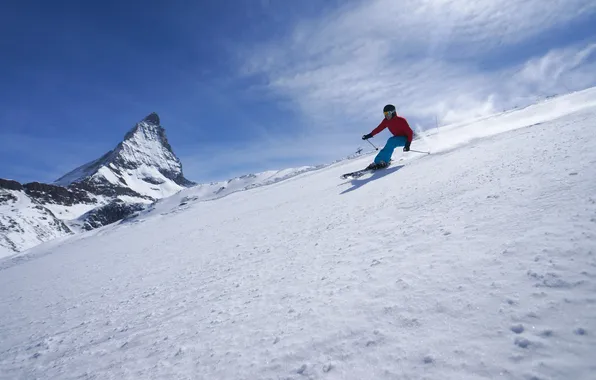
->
xmin=366 ymin=160 xmax=390 ymax=170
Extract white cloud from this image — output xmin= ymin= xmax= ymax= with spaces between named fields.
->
xmin=515 ymin=43 xmax=596 ymax=88
xmin=241 ymin=0 xmax=596 ymax=130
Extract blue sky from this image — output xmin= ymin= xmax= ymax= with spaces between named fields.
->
xmin=1 ymin=0 xmax=595 ymax=184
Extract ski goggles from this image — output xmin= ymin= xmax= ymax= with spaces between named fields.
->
xmin=383 ymin=110 xmax=395 ymax=116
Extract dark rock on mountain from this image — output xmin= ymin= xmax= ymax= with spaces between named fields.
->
xmin=143 ymin=112 xmax=160 ymax=125
xmin=0 ymin=179 xmax=97 ymax=207
xmin=0 ymin=179 xmax=23 ymax=191
xmin=23 ymin=182 xmax=96 ymax=206
xmin=70 ymin=178 xmax=152 ymax=200
xmin=81 ymin=200 xmax=146 ymax=231
xmin=0 ymin=192 xmax=17 ymax=204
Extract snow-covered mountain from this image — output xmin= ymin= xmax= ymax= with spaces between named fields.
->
xmin=0 ymin=113 xmax=195 ymax=254
xmin=55 ymin=112 xmax=193 ymax=199
xmin=1 ymin=88 xmax=595 ymax=380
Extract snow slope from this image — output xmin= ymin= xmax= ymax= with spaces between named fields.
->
xmin=0 ymin=190 xmax=72 ymax=253
xmin=0 ymin=245 xmax=12 ymax=258
xmin=1 ymin=89 xmax=595 ymax=380
xmin=143 ymin=165 xmax=332 ymax=218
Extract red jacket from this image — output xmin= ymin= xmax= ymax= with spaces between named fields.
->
xmin=370 ymin=115 xmax=413 ymax=142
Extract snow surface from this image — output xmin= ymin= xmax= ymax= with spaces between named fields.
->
xmin=1 ymin=89 xmax=596 ymax=379
xmin=52 ymin=154 xmax=106 ymax=188
xmin=117 ymin=195 xmax=154 ymax=205
xmin=0 ymin=190 xmax=72 ymax=256
xmin=0 ymin=245 xmax=11 ymax=259
xmin=44 ymin=202 xmax=101 ymax=222
xmin=143 ymin=165 xmax=329 ymax=218
xmin=0 ymin=192 xmax=108 ymax=254
xmin=112 ymin=164 xmax=183 ymax=199
xmin=119 ymin=120 xmax=183 ymax=177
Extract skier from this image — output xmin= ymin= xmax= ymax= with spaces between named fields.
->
xmin=362 ymin=104 xmax=413 ymax=170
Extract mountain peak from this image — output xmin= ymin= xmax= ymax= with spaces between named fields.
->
xmin=55 ymin=114 xmax=194 ymax=196
xmin=143 ymin=112 xmax=160 ymax=125
xmin=122 ymin=113 xmax=172 ymax=154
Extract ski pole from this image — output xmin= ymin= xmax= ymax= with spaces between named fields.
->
xmin=366 ymin=139 xmax=379 ymax=151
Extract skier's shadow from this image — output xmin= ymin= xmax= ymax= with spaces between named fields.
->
xmin=340 ymin=165 xmax=404 ymax=194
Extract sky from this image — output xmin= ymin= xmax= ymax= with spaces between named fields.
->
xmin=1 ymin=0 xmax=595 ymax=184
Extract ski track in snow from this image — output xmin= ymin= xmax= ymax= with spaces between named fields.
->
xmin=1 ymin=90 xmax=596 ymax=379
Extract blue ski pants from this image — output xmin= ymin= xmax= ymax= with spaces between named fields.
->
xmin=374 ymin=136 xmax=407 ymax=164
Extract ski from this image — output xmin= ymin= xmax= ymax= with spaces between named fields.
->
xmin=340 ymin=169 xmax=373 ymax=179
xmin=340 ymin=161 xmax=392 ymax=179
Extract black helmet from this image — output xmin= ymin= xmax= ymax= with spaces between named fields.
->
xmin=383 ymin=104 xmax=396 ymax=114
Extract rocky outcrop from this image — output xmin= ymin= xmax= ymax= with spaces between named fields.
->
xmin=71 ymin=178 xmax=152 ymax=200
xmin=81 ymin=200 xmax=146 ymax=231
xmin=23 ymin=182 xmax=96 ymax=206
xmin=0 ymin=179 xmax=23 ymax=191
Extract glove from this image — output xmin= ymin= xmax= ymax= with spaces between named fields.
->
xmin=403 ymin=141 xmax=411 ymax=152
xmin=362 ymin=133 xmax=373 ymax=140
